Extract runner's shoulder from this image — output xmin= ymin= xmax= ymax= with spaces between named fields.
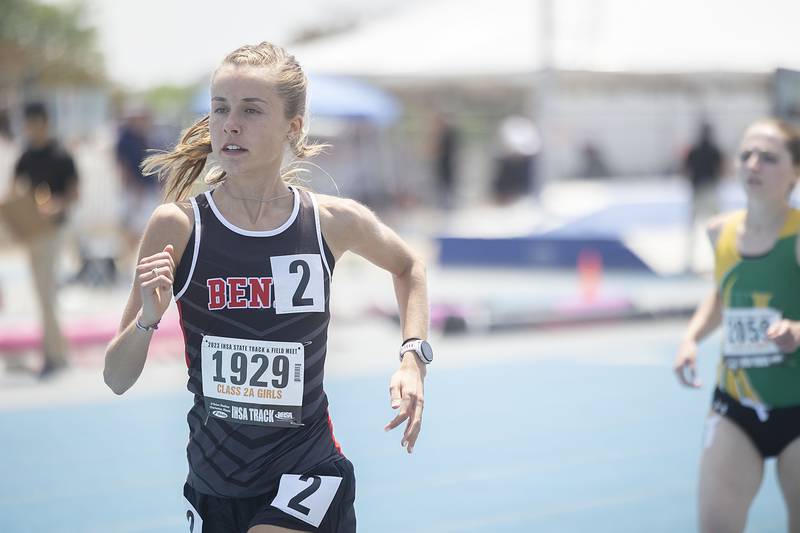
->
xmin=706 ymin=210 xmax=743 ymax=246
xmin=139 ymin=201 xmax=194 ymax=258
xmin=314 ymin=194 xmax=378 ymax=258
xmin=148 ymin=201 xmax=193 ymax=233
xmin=315 ymin=194 xmax=370 ymax=221
xmin=315 ymin=194 xmax=375 ymax=235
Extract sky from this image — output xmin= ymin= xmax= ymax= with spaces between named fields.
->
xmin=47 ymin=0 xmax=800 ymax=89
xmin=47 ymin=0 xmax=405 ymax=90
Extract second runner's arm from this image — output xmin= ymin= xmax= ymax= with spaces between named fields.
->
xmin=673 ymin=213 xmax=727 ymax=388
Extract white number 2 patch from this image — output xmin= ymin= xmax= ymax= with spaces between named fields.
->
xmin=271 ymin=474 xmax=342 ymax=527
xmin=184 ymin=497 xmax=203 ymax=532
xmin=270 ymin=254 xmax=325 ymax=314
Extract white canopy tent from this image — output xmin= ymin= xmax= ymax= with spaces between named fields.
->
xmin=294 ymin=0 xmax=800 ymax=77
xmin=294 ymin=0 xmax=800 ymax=196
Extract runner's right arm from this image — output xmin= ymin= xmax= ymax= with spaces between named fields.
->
xmin=103 ymin=202 xmax=192 ymax=394
xmin=674 ymin=215 xmax=727 ymax=387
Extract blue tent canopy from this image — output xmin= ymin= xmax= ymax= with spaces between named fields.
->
xmin=306 ymin=74 xmax=400 ymax=125
xmin=191 ymin=74 xmax=400 ymax=126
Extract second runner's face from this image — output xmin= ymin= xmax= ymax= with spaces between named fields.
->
xmin=737 ymin=124 xmax=798 ymax=202
xmin=210 ymin=65 xmax=297 ymax=179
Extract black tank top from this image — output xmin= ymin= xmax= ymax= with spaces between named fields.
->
xmin=172 ymin=186 xmax=341 ymax=498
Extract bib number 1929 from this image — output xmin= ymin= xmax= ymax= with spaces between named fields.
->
xmin=211 ymin=350 xmax=289 ymax=389
xmin=201 ymin=336 xmax=304 ymax=425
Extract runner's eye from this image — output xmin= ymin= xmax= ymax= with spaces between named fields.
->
xmin=739 ymin=149 xmax=779 ymax=164
xmin=761 ymin=152 xmax=779 ymax=164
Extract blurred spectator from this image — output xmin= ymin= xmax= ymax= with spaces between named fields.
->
xmin=116 ymin=105 xmax=160 ymax=250
xmin=491 ymin=115 xmax=540 ymax=203
xmin=0 ymin=108 xmax=17 ymax=191
xmin=432 ymin=113 xmax=459 ymax=209
xmin=8 ymin=102 xmax=79 ymax=378
xmin=684 ymin=122 xmax=723 ymax=270
xmin=579 ymin=142 xmax=611 ymax=178
xmin=0 ymin=108 xmax=11 ymax=142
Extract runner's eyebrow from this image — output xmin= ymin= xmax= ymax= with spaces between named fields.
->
xmin=211 ymin=96 xmax=269 ymax=105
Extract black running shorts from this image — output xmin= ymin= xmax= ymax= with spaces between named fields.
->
xmin=183 ymin=456 xmax=356 ymax=533
xmin=711 ymin=388 xmax=800 ymax=458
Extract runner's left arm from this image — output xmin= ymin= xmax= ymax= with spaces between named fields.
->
xmin=773 ymin=232 xmax=800 ymax=353
xmin=321 ymin=197 xmax=429 ymax=454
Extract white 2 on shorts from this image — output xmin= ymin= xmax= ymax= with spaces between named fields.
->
xmin=271 ymin=474 xmax=342 ymax=527
xmin=184 ymin=497 xmax=203 ymax=532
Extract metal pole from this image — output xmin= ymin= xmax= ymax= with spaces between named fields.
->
xmin=535 ymin=0 xmax=557 ymax=190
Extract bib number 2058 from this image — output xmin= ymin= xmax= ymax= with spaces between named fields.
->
xmin=723 ymin=308 xmax=781 ymax=357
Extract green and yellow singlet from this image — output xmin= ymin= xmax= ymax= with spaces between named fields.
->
xmin=714 ymin=209 xmax=800 ymax=410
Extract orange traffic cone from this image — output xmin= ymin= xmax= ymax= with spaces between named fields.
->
xmin=577 ymin=249 xmax=602 ymax=304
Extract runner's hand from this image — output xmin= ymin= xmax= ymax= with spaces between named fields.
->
xmin=767 ymin=319 xmax=800 ymax=353
xmin=137 ymin=244 xmax=175 ymax=327
xmin=674 ymin=339 xmax=702 ymax=388
xmin=385 ymin=355 xmax=426 ymax=454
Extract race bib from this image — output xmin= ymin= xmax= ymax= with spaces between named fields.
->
xmin=270 ymin=254 xmax=325 ymax=314
xmin=201 ymin=335 xmax=304 ymax=427
xmin=271 ymin=474 xmax=342 ymax=527
xmin=722 ymin=308 xmax=783 ymax=367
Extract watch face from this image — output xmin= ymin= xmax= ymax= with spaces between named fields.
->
xmin=420 ymin=340 xmax=433 ymax=363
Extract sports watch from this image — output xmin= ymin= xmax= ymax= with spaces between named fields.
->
xmin=399 ymin=338 xmax=433 ymax=364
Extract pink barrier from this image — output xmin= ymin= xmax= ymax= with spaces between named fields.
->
xmin=0 ymin=315 xmax=183 ymax=355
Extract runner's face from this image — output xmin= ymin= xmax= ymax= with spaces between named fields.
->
xmin=210 ymin=65 xmax=297 ymax=178
xmin=737 ymin=124 xmax=798 ymax=202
